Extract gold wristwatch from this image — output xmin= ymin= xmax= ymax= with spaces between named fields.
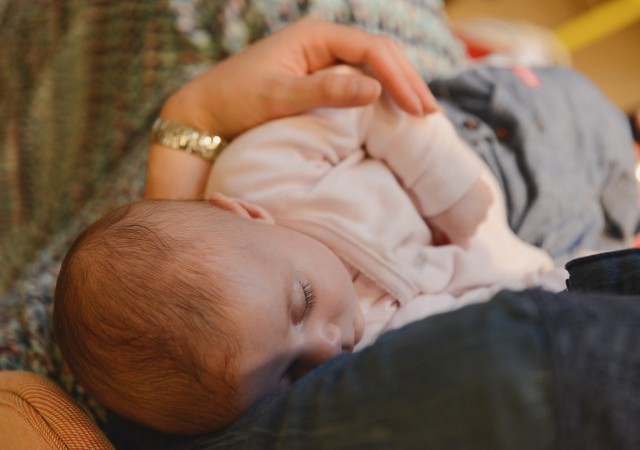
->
xmin=149 ymin=117 xmax=228 ymax=163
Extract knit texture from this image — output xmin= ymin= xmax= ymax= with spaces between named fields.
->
xmin=0 ymin=0 xmax=201 ymax=294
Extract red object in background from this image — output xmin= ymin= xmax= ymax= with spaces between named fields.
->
xmin=453 ymin=29 xmax=498 ymax=60
xmin=462 ymin=38 xmax=494 ymax=59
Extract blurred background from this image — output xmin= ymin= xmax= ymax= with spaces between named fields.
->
xmin=445 ymin=0 xmax=640 ymax=112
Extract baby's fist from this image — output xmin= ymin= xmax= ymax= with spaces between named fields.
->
xmin=427 ymin=177 xmax=493 ymax=248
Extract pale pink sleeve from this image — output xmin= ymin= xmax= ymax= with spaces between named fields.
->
xmin=205 ymin=106 xmax=370 ymax=213
xmin=364 ymin=96 xmax=486 ymax=217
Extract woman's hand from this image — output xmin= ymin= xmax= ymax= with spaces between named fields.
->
xmin=145 ymin=17 xmax=438 ymax=199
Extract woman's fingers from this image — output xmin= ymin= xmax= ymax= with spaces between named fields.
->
xmin=157 ymin=17 xmax=438 ymax=139
xmin=358 ymin=36 xmax=429 ymax=116
xmin=297 ymin=18 xmax=438 ymax=115
xmin=274 ymin=71 xmax=382 ymax=113
xmin=382 ymin=36 xmax=440 ymax=114
xmin=145 ymin=17 xmax=439 ymax=198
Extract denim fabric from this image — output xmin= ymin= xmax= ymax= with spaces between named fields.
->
xmin=430 ymin=67 xmax=638 ymax=263
xmin=109 ymin=286 xmax=640 ymax=449
xmin=533 ymin=288 xmax=640 ymax=450
xmin=565 ymin=248 xmax=640 ymax=295
xmin=110 ymin=290 xmax=557 ymax=449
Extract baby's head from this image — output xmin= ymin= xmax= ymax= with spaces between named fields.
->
xmin=54 ymin=196 xmax=363 ymax=434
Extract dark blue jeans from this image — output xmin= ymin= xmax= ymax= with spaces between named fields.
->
xmin=109 ymin=250 xmax=640 ymax=450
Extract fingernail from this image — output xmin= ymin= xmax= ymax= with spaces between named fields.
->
xmin=372 ymin=79 xmax=382 ymax=98
xmin=413 ymin=94 xmax=424 ymax=116
xmin=428 ymin=91 xmax=441 ymax=113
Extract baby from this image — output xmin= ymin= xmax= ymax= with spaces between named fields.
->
xmin=53 ymin=70 xmax=559 ymax=435
xmin=54 ymin=198 xmax=366 ymax=434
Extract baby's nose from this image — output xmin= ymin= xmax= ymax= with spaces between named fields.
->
xmin=312 ymin=323 xmax=343 ymax=361
xmin=288 ymin=323 xmax=353 ymax=382
xmin=323 ymin=323 xmax=342 ymax=346
xmin=290 ymin=324 xmax=343 ymax=382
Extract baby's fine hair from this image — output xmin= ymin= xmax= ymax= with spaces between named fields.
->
xmin=54 ymin=200 xmax=242 ymax=434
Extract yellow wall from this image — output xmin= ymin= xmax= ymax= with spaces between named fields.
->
xmin=446 ymin=0 xmax=640 ymax=112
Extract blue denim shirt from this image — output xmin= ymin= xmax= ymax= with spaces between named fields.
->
xmin=430 ymin=67 xmax=638 ymax=264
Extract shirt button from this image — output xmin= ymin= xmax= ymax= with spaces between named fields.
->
xmin=496 ymin=126 xmax=509 ymax=140
xmin=463 ymin=118 xmax=478 ymax=130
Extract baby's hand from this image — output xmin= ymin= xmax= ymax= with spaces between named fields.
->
xmin=427 ymin=178 xmax=493 ymax=248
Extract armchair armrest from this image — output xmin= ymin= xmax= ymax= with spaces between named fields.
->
xmin=0 ymin=371 xmax=113 ymax=449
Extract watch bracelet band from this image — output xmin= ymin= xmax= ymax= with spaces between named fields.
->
xmin=149 ymin=117 xmax=228 ymax=163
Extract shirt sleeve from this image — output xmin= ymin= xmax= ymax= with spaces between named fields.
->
xmin=363 ymin=94 xmax=486 ymax=217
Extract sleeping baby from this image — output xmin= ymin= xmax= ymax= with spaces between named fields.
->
xmin=53 ymin=73 xmax=561 ymax=435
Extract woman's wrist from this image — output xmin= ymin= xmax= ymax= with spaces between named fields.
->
xmin=159 ymin=77 xmax=230 ymax=139
xmin=149 ymin=117 xmax=228 ymax=163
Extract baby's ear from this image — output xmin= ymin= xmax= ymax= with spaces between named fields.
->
xmin=207 ymin=192 xmax=275 ymax=224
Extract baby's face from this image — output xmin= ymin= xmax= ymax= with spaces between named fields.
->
xmin=217 ymin=213 xmax=365 ymax=411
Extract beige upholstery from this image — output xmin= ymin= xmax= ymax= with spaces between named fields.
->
xmin=0 ymin=371 xmax=113 ymax=449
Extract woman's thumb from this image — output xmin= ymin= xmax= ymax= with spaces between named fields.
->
xmin=286 ymin=71 xmax=382 ymax=112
